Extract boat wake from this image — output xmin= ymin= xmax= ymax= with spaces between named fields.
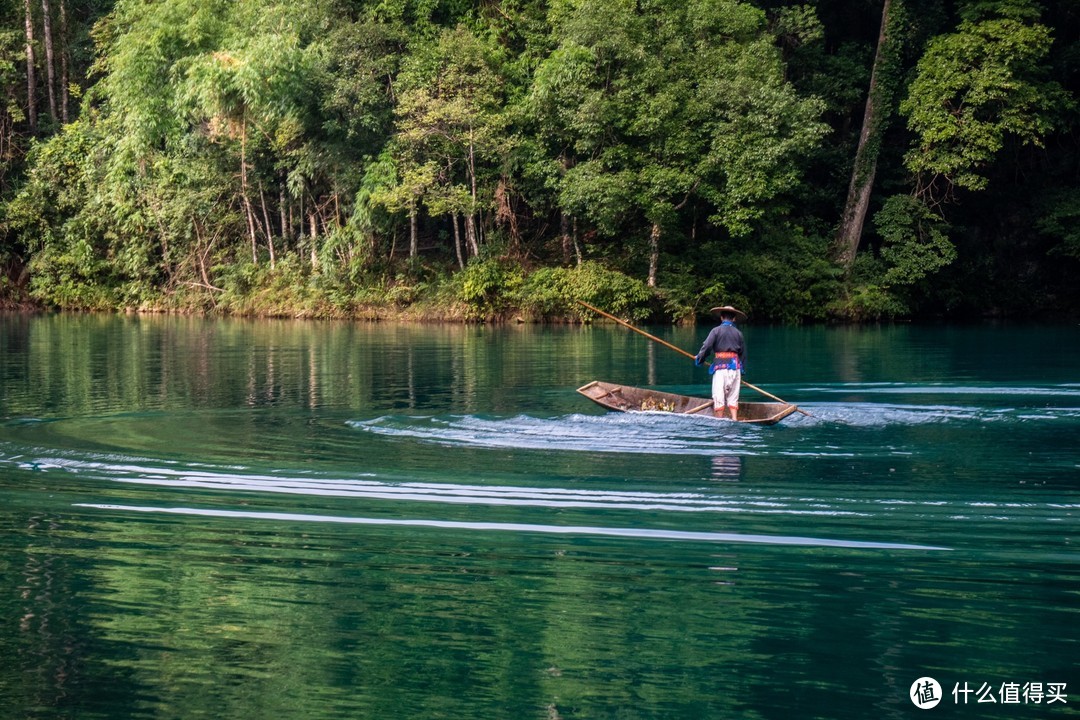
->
xmin=347 ymin=401 xmax=1080 ymax=454
xmin=349 ymin=412 xmax=772 ymax=455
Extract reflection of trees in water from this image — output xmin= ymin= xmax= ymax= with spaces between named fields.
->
xmin=12 ymin=513 xmax=120 ymax=710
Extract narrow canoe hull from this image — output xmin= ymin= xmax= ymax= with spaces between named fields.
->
xmin=577 ymin=380 xmax=798 ymax=426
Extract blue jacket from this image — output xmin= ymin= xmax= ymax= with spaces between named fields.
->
xmin=695 ymin=322 xmax=744 ymax=368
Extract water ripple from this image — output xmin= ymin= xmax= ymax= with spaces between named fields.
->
xmin=73 ymin=503 xmax=951 ymax=551
xmin=1 ymin=449 xmax=869 ymax=516
xmin=798 ymin=383 xmax=1080 ymax=397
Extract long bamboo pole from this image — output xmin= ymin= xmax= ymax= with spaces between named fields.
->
xmin=575 ymin=300 xmax=811 ymax=417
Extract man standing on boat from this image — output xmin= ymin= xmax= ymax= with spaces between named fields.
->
xmin=694 ymin=306 xmax=746 ymax=420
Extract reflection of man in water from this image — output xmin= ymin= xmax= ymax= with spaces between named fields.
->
xmin=694 ymin=306 xmax=746 ymax=420
xmin=710 ymin=455 xmax=743 ymax=481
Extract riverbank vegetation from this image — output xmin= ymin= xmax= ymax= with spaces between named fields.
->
xmin=0 ymin=0 xmax=1077 ymax=322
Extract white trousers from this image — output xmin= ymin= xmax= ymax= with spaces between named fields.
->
xmin=712 ymin=369 xmax=741 ymax=409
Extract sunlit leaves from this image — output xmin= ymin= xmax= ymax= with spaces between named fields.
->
xmin=180 ymin=34 xmax=316 ymax=149
xmin=98 ymin=0 xmax=229 ymax=163
xmin=533 ymin=0 xmax=827 ymax=244
xmin=901 ymin=9 xmax=1069 ymax=200
xmin=382 ymin=25 xmax=510 ymax=222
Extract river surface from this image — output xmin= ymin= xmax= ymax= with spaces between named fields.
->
xmin=0 ymin=314 xmax=1077 ymax=719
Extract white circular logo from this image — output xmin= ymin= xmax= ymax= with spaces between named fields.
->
xmin=911 ymin=677 xmax=943 ymax=709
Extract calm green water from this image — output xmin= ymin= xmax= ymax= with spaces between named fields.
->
xmin=1 ymin=314 xmax=1077 ymax=719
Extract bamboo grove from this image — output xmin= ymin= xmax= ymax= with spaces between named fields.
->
xmin=0 ymin=0 xmax=1077 ymax=321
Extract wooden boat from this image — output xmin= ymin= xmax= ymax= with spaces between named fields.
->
xmin=577 ymin=380 xmax=798 ymax=425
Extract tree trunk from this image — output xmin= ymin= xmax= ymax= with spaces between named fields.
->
xmin=278 ymin=175 xmax=288 ymax=246
xmin=0 ymin=106 xmax=11 ymax=167
xmin=194 ymin=219 xmax=216 ymax=291
xmin=409 ymin=201 xmax=418 ymax=258
xmin=496 ymin=177 xmax=519 ymax=249
xmin=834 ymin=0 xmax=899 ymax=269
xmin=24 ymin=0 xmax=37 ymax=132
xmin=559 ymin=155 xmax=576 ymax=265
xmin=40 ymin=0 xmax=57 ymax=121
xmin=260 ymin=185 xmax=275 ymax=269
xmin=465 ymin=215 xmax=480 ymax=257
xmin=240 ymin=125 xmax=258 ymax=264
xmin=560 ymin=211 xmax=572 ymax=266
xmin=452 ymin=214 xmax=464 ymax=269
xmin=58 ymin=0 xmax=67 ymax=123
xmin=647 ymin=222 xmax=660 ymax=287
xmin=308 ymin=209 xmax=318 ymax=269
xmin=447 ymin=158 xmax=465 ymax=267
xmin=289 ymin=188 xmax=297 ymax=244
xmin=467 ymin=130 xmax=481 ymax=252
xmin=573 ymin=217 xmax=582 ymax=266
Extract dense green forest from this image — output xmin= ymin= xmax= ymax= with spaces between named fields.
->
xmin=0 ymin=0 xmax=1077 ymax=322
